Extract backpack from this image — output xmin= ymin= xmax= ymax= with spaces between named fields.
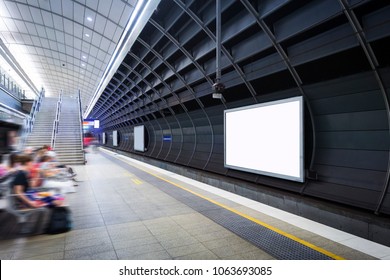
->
xmin=46 ymin=207 xmax=72 ymax=234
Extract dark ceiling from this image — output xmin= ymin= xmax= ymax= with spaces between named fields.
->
xmin=88 ymin=0 xmax=390 ymax=130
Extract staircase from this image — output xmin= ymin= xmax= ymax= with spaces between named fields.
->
xmin=24 ymin=97 xmax=57 ymax=149
xmin=54 ymin=96 xmax=85 ymax=165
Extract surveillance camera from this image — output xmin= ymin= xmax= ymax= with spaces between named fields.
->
xmin=212 ymin=82 xmax=225 ymax=93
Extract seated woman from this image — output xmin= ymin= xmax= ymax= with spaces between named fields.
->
xmin=11 ymin=154 xmax=64 ymax=208
xmin=39 ymin=155 xmax=76 ymax=194
xmin=44 ymin=151 xmax=77 ymax=180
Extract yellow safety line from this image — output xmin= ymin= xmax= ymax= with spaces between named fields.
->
xmin=131 ymin=178 xmax=143 ymax=185
xmin=108 ymin=151 xmax=345 ymax=260
xmin=123 ymin=172 xmax=142 ymax=184
xmin=124 ymin=172 xmax=134 ymax=177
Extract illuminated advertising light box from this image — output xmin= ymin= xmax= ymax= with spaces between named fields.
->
xmin=83 ymin=121 xmax=94 ymax=127
xmin=113 ymin=130 xmax=118 ymax=146
xmin=134 ymin=125 xmax=145 ymax=152
xmin=94 ymin=120 xmax=100 ymax=128
xmin=224 ymin=96 xmax=304 ymax=182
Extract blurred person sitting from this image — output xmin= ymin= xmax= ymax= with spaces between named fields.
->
xmin=23 ymin=146 xmax=34 ymax=156
xmin=32 ymin=147 xmax=45 ymax=163
xmin=10 ymin=154 xmax=64 ymax=209
xmin=42 ymin=144 xmax=53 ymax=151
xmin=28 ymin=156 xmax=45 ymax=189
xmin=39 ymin=154 xmax=76 ymax=194
xmin=45 ymin=151 xmax=77 ymax=181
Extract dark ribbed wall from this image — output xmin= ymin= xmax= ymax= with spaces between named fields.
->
xmin=89 ymin=0 xmax=390 ymax=215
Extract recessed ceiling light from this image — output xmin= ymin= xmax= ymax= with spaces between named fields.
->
xmin=85 ymin=33 xmax=90 ymax=37
xmin=87 ymin=17 xmax=93 ymax=22
xmin=81 ymin=63 xmax=86 ymax=67
xmin=82 ymin=55 xmax=87 ymax=59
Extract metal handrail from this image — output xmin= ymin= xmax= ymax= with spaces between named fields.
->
xmin=78 ymin=90 xmax=85 ymax=163
xmin=51 ymin=91 xmax=62 ymax=149
xmin=28 ymin=88 xmax=44 ymax=133
xmin=50 ymin=102 xmax=59 ymax=149
xmin=15 ymin=89 xmax=44 ymax=150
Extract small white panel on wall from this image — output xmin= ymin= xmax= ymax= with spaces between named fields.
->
xmin=113 ymin=130 xmax=118 ymax=146
xmin=134 ymin=125 xmax=145 ymax=152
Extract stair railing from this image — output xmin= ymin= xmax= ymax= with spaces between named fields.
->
xmin=78 ymin=90 xmax=86 ymax=163
xmin=51 ymin=91 xmax=62 ymax=149
xmin=18 ymin=88 xmax=44 ymax=150
xmin=27 ymin=88 xmax=44 ymax=133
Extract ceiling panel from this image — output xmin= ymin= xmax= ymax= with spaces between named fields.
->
xmin=3 ymin=18 xmax=18 ymax=32
xmin=110 ymin=0 xmax=125 ymax=19
xmin=52 ymin=14 xmax=63 ymax=31
xmin=30 ymin=7 xmax=43 ymax=25
xmin=100 ymin=37 xmax=110 ymax=51
xmin=73 ymin=22 xmax=83 ymax=39
xmin=4 ymin=1 xmax=21 ymax=19
xmin=98 ymin=0 xmax=112 ymax=18
xmin=89 ymin=45 xmax=98 ymax=57
xmin=55 ymin=30 xmax=65 ymax=44
xmin=41 ymin=10 xmax=53 ymax=27
xmin=14 ymin=20 xmax=28 ymax=33
xmin=25 ymin=22 xmax=37 ymax=35
xmin=46 ymin=27 xmax=56 ymax=41
xmin=85 ymin=0 xmax=98 ymax=10
xmin=63 ymin=18 xmax=73 ymax=34
xmin=104 ymin=21 xmax=117 ymax=40
xmin=37 ymin=0 xmax=50 ymax=11
xmin=30 ymin=35 xmax=40 ymax=45
xmin=21 ymin=33 xmax=32 ymax=45
xmin=91 ymin=32 xmax=102 ymax=47
xmin=119 ymin=5 xmax=132 ymax=26
xmin=73 ymin=2 xmax=85 ymax=25
xmin=94 ymin=14 xmax=106 ymax=34
xmin=50 ymin=1 xmax=62 ymax=15
xmin=62 ymin=1 xmax=73 ymax=20
xmin=0 ymin=1 xmax=9 ymax=17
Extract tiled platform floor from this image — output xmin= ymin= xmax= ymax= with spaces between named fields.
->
xmin=1 ymin=148 xmax=389 ymax=260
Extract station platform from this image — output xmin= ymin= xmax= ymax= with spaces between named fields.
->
xmin=1 ymin=148 xmax=390 ymax=260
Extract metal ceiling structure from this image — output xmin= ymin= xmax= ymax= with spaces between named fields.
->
xmin=88 ymin=0 xmax=390 ymax=129
xmin=0 ymin=0 xmax=148 ymax=111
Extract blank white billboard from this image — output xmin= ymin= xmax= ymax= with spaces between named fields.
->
xmin=224 ymin=96 xmax=304 ymax=182
xmin=134 ymin=125 xmax=145 ymax=152
xmin=94 ymin=120 xmax=100 ymax=128
xmin=113 ymin=130 xmax=118 ymax=146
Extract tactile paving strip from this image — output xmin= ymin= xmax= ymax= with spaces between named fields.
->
xmin=200 ymin=209 xmax=331 ymax=260
xmin=103 ymin=152 xmax=333 ymax=260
